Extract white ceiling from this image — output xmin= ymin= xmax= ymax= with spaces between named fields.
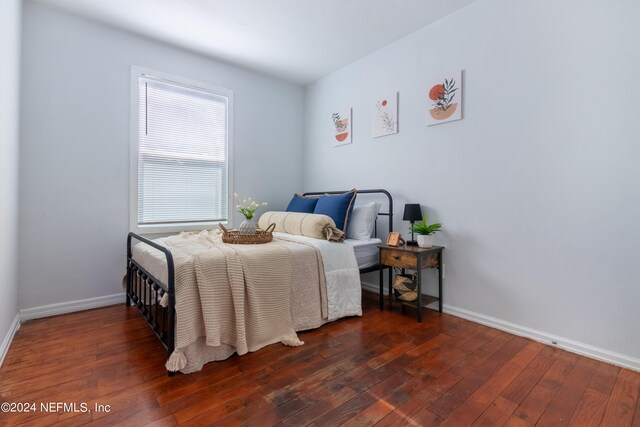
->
xmin=31 ymin=0 xmax=477 ymax=84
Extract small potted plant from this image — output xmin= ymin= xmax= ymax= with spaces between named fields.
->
xmin=411 ymin=215 xmax=442 ymax=248
xmin=234 ymin=193 xmax=268 ymax=235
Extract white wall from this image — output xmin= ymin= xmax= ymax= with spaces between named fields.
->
xmin=0 ymin=0 xmax=22 ymax=359
xmin=304 ymin=0 xmax=640 ymax=364
xmin=19 ymin=3 xmax=304 ymax=310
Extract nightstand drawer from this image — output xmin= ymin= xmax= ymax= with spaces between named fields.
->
xmin=381 ymin=248 xmax=416 ymax=269
xmin=423 ymin=255 xmax=439 ymax=268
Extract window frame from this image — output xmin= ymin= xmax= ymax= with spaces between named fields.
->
xmin=129 ymin=66 xmax=234 ymax=235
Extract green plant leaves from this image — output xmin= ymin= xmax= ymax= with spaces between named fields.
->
xmin=410 ymin=215 xmax=442 ymax=235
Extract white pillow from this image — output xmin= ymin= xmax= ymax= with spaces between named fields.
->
xmin=346 ymin=202 xmax=382 ymax=240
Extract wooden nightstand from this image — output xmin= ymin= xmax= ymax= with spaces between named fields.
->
xmin=378 ymin=244 xmax=444 ymax=322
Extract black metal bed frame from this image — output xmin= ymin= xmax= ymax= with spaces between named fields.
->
xmin=126 ymin=233 xmax=176 ymax=374
xmin=302 ymin=189 xmax=394 ymax=279
xmin=126 ymin=189 xmax=393 ymax=376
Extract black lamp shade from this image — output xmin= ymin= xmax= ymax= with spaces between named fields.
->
xmin=403 ymin=204 xmax=422 ymax=222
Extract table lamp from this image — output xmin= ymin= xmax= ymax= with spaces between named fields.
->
xmin=403 ymin=203 xmax=422 ymax=246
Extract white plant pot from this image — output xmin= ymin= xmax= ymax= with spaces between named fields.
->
xmin=417 ymin=235 xmax=434 ymax=248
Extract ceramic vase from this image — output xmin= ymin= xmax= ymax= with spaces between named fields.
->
xmin=239 ymin=218 xmax=257 ymax=235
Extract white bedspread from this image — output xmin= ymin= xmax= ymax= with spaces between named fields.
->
xmin=273 ymin=232 xmax=362 ymax=321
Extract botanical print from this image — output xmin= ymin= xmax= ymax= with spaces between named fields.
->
xmin=373 ymin=93 xmax=398 ymax=138
xmin=427 ymin=70 xmax=462 ymax=126
xmin=332 ymin=108 xmax=352 ymax=146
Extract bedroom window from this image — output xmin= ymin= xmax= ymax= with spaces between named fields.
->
xmin=130 ymin=67 xmax=233 ymax=234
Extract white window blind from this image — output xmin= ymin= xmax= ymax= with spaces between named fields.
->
xmin=136 ymin=75 xmax=229 ymax=227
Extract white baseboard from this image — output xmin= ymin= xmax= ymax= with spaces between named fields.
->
xmin=361 ymin=280 xmax=640 ymax=372
xmin=444 ymin=305 xmax=640 ymax=372
xmin=0 ymin=314 xmax=21 ymax=367
xmin=361 ymin=280 xmax=388 ymax=295
xmin=19 ymin=293 xmax=125 ymax=321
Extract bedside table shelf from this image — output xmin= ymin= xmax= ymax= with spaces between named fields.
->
xmin=379 ymin=244 xmax=444 ymax=322
xmin=382 ymin=294 xmax=440 ymax=313
xmin=396 ymin=294 xmax=439 ymax=309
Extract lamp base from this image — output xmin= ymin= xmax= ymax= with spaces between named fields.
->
xmin=406 ymin=240 xmax=418 ymax=246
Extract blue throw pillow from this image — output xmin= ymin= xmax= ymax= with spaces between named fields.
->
xmin=313 ymin=190 xmax=357 ymax=232
xmin=286 ymin=194 xmax=319 ymax=213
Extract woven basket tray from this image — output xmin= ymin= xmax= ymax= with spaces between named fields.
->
xmin=219 ymin=223 xmax=275 ymax=244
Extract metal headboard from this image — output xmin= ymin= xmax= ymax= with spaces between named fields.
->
xmin=302 ymin=189 xmax=393 ymax=239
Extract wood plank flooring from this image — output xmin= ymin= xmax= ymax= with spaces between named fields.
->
xmin=1 ymin=291 xmax=638 ymax=426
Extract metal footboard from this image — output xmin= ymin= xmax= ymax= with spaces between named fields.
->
xmin=126 ymin=232 xmax=176 ymax=376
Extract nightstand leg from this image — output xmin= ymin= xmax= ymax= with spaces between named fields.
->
xmin=379 ymin=264 xmax=383 ymax=310
xmin=388 ymin=268 xmax=393 ymax=310
xmin=416 ymin=257 xmax=422 ymax=323
xmin=438 ymin=251 xmax=443 ymax=313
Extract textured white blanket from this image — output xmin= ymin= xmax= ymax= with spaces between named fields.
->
xmin=273 ymin=232 xmax=362 ymax=321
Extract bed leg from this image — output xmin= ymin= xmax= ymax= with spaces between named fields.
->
xmin=167 ymin=265 xmax=176 ymax=378
xmin=126 ymin=266 xmax=132 ymax=307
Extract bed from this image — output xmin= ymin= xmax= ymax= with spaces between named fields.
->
xmin=125 ymin=189 xmax=393 ymax=375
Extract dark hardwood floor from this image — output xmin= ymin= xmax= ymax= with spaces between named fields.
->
xmin=1 ymin=291 xmax=639 ymax=426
